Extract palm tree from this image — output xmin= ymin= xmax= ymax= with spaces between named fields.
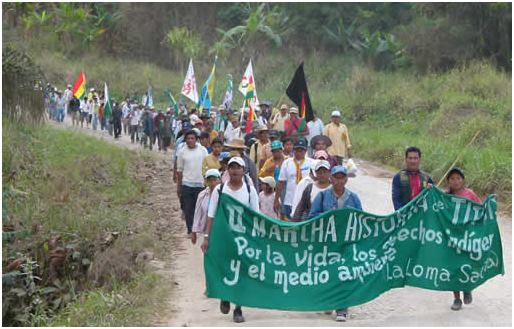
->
xmin=218 ymin=3 xmax=289 ymax=62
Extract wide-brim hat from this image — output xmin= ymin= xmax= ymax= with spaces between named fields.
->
xmin=255 ymin=125 xmax=269 ymax=133
xmin=310 ymin=135 xmax=332 ymax=148
xmin=224 ymin=138 xmax=247 ymax=150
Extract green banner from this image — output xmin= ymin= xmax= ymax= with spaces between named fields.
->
xmin=204 ymin=188 xmax=504 ymax=311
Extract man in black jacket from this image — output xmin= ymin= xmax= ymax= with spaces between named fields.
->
xmin=69 ymin=95 xmax=81 ymax=127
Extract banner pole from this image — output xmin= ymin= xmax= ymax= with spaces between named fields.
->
xmin=436 ymin=130 xmax=481 ymax=187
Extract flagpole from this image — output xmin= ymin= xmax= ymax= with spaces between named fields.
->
xmin=436 ymin=130 xmax=481 ymax=187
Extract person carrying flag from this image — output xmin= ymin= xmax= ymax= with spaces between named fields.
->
xmin=284 ymin=107 xmax=309 ymax=142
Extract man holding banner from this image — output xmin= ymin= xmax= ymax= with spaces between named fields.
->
xmin=308 ymin=165 xmax=363 ymax=321
xmin=202 ymin=156 xmax=260 ymax=323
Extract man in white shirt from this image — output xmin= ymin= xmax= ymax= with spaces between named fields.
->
xmin=129 ymin=107 xmax=141 ymax=143
xmin=176 ymin=130 xmax=208 ymax=235
xmin=274 ymin=138 xmax=315 ymax=219
xmin=122 ymin=101 xmax=131 ymax=136
xmin=307 ymin=111 xmax=324 ymax=152
xmin=201 ymin=156 xmax=259 ymax=323
xmin=63 ymin=84 xmax=73 ymax=116
xmin=224 ymin=116 xmax=242 ymax=144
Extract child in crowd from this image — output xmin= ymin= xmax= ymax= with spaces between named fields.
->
xmin=191 ymin=169 xmax=221 ymax=244
xmin=259 ymin=176 xmax=279 ymax=219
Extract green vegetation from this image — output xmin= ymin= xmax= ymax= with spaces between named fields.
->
xmin=2 ymin=121 xmax=170 ymax=325
xmin=44 ymin=273 xmax=170 ymax=326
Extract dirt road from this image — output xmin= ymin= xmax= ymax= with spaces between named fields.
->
xmin=54 ymin=119 xmax=511 ymax=326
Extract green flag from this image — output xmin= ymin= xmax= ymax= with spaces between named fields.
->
xmin=165 ymin=88 xmax=179 ymax=115
xmin=205 ymin=188 xmax=503 ymax=311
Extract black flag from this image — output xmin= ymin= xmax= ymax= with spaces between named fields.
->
xmin=286 ymin=62 xmax=314 ymax=123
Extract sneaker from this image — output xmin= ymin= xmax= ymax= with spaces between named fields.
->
xmin=335 ymin=309 xmax=347 ymax=322
xmin=233 ymin=307 xmax=245 ymax=323
xmin=451 ymin=298 xmax=462 ymax=311
xmin=463 ymin=292 xmax=473 ymax=304
xmin=220 ymin=300 xmax=230 ymax=314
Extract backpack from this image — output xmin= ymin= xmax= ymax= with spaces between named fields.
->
xmin=217 ymin=175 xmax=252 ymax=208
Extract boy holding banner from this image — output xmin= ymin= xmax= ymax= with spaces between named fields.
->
xmin=202 ymin=157 xmax=259 ymax=323
xmin=445 ymin=167 xmax=480 ymax=311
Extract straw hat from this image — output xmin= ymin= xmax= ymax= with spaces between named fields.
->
xmin=224 ymin=138 xmax=247 ymax=150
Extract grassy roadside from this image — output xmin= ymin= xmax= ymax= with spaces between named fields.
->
xmin=2 ymin=120 xmax=173 ymax=326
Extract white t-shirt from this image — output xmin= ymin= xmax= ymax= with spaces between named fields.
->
xmin=176 ymin=145 xmax=208 ymax=187
xmin=278 ymin=157 xmax=315 ymax=206
xmin=291 ymin=175 xmax=313 ymax=215
xmin=130 ymin=110 xmax=140 ymax=125
xmin=291 ymin=176 xmax=331 ymax=215
xmin=208 ymin=182 xmax=259 ymax=218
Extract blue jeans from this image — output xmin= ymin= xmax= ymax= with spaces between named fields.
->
xmin=57 ymin=109 xmax=65 ymax=122
xmin=282 ymin=205 xmax=292 ymax=220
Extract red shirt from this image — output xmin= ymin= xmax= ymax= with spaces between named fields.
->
xmin=284 ymin=117 xmax=309 ymax=137
xmin=410 ymin=174 xmax=422 ymax=200
xmin=448 ymin=188 xmax=482 ymax=203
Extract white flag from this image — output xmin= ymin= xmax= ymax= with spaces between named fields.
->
xmin=181 ymin=59 xmax=199 ymax=104
xmin=238 ymin=59 xmax=260 ymax=108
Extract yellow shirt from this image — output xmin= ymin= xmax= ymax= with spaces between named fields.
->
xmin=209 ymin=130 xmax=219 ymax=143
xmin=249 ymin=140 xmax=272 ymax=170
xmin=259 ymin=156 xmax=288 ymax=178
xmin=323 ymin=122 xmax=352 ymax=158
xmin=202 ymin=154 xmax=221 ymax=176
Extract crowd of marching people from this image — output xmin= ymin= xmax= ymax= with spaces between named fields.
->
xmin=45 ymin=83 xmax=176 ymax=152
xmin=46 ymin=80 xmax=481 ymax=323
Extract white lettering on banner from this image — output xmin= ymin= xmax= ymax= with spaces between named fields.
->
xmin=459 ymin=251 xmax=500 ymax=283
xmin=447 ymin=231 xmax=494 ymax=261
xmin=384 ymin=258 xmax=451 ymax=287
xmin=274 ymin=268 xmax=330 ymax=294
xmin=452 ymin=197 xmax=489 ymax=225
xmin=223 ymin=259 xmax=241 ymax=286
xmin=294 ymin=245 xmax=345 ymax=267
xmin=250 ymin=216 xmax=336 ymax=247
xmin=248 ymin=262 xmax=265 ymax=281
xmin=266 ymin=244 xmax=286 ymax=266
xmin=228 ymin=205 xmax=245 ymax=233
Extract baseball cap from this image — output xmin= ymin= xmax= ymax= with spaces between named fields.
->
xmin=447 ymin=167 xmax=465 ymax=180
xmin=218 ymin=151 xmax=230 ymax=162
xmin=259 ymin=176 xmax=276 ymax=189
xmin=270 ymin=140 xmax=283 ymax=150
xmin=289 ymin=107 xmax=299 ymax=114
xmin=205 ymin=169 xmax=221 ymax=179
xmin=191 ymin=128 xmax=201 ymax=137
xmin=315 ymin=160 xmax=331 ymax=171
xmin=293 ymin=139 xmax=308 ymax=150
xmin=331 ymin=165 xmax=348 ymax=176
xmin=331 ymin=110 xmax=341 ymax=117
xmin=314 ymin=150 xmax=329 ymax=160
xmin=228 ymin=156 xmax=245 ymax=168
xmin=182 ymin=121 xmax=192 ymax=130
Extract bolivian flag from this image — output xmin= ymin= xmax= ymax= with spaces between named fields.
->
xmin=72 ymin=70 xmax=86 ymax=99
xmin=244 ymin=76 xmax=256 ymax=134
